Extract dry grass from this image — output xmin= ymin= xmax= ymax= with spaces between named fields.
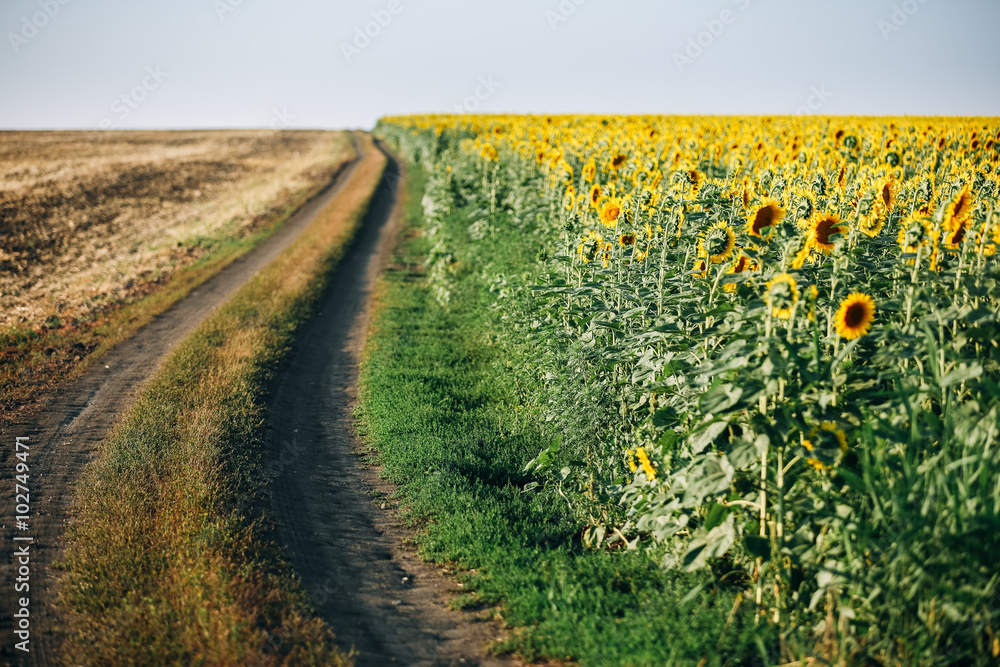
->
xmin=61 ymin=133 xmax=387 ymax=665
xmin=0 ymin=130 xmax=353 ymax=426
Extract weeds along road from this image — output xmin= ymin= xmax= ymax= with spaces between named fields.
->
xmin=0 ymin=135 xmax=368 ymax=666
xmin=266 ymin=148 xmax=514 ymax=667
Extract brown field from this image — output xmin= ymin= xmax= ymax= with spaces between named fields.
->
xmin=0 ymin=129 xmax=351 ymax=330
xmin=0 ymin=129 xmax=352 ymax=422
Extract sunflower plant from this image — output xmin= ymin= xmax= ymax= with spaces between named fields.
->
xmin=378 ymin=114 xmax=1000 ymax=665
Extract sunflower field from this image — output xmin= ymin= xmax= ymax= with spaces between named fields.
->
xmin=376 ymin=115 xmax=1000 ymax=664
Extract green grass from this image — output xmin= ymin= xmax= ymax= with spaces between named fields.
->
xmin=356 ymin=167 xmax=775 ymax=666
xmin=59 ymin=138 xmax=387 ymax=666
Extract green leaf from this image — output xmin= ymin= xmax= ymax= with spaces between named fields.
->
xmin=704 ymin=502 xmax=731 ymax=531
xmin=940 ymin=362 xmax=983 ymax=388
xmin=745 ymin=535 xmax=771 ymax=561
xmin=700 ymin=383 xmax=743 ymax=415
xmin=684 ymin=455 xmax=735 ymax=504
xmin=652 ymin=406 xmax=679 ymax=428
xmin=689 ymin=420 xmax=728 ymax=454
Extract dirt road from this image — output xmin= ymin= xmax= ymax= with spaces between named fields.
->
xmin=0 ymin=135 xmax=514 ymax=666
xmin=265 ymin=147 xmax=515 ymax=666
xmin=0 ymin=137 xmax=367 ymax=666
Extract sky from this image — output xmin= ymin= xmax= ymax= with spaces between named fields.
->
xmin=0 ymin=0 xmax=997 ymax=130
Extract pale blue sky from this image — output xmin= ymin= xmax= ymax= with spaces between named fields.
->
xmin=0 ymin=0 xmax=997 ymax=130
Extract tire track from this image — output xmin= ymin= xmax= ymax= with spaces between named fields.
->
xmin=265 ymin=144 xmax=516 ymax=666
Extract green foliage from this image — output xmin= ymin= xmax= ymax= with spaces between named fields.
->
xmin=376 ymin=118 xmax=1000 ymax=665
xmin=356 ymin=164 xmax=775 ymax=664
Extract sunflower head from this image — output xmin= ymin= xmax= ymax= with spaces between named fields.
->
xmin=874 ymin=174 xmax=897 ymax=212
xmin=765 ymin=273 xmax=800 ymax=320
xmin=946 ymin=184 xmax=973 ymax=224
xmin=698 ymin=221 xmax=736 ymax=264
xmin=582 ymin=159 xmax=597 ymax=183
xmin=589 ymin=184 xmax=602 ymax=209
xmin=859 ymin=211 xmax=887 ymax=238
xmin=618 ymin=233 xmax=636 ymax=246
xmin=609 ymin=154 xmax=628 ymax=170
xmin=747 ymin=201 xmax=785 ymax=238
xmin=636 ymin=446 xmax=656 ymax=481
xmin=599 ymin=199 xmax=623 ymax=228
xmin=480 ymin=144 xmax=499 ymax=162
xmin=834 ymin=293 xmax=876 ymax=340
xmin=811 ymin=213 xmax=848 ymax=253
xmin=898 ymin=215 xmax=932 ymax=253
xmin=730 ymin=253 xmax=756 ymax=274
xmin=577 ymin=231 xmax=603 ymax=263
xmin=563 ymin=184 xmax=576 ymax=211
xmin=943 ymin=185 xmax=974 ymax=247
xmin=687 ymin=169 xmax=705 ymax=194
xmin=802 ymin=421 xmax=849 ymax=469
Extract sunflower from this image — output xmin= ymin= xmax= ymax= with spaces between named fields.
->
xmin=731 ymin=253 xmax=755 ymax=274
xmin=765 ymin=273 xmax=800 ymax=319
xmin=946 ymin=184 xmax=973 ymax=224
xmin=563 ymin=184 xmax=576 ymax=211
xmin=698 ymin=221 xmax=736 ymax=264
xmin=609 ymin=154 xmax=628 ymax=170
xmin=746 ymin=200 xmax=785 ymax=238
xmin=944 ymin=185 xmax=974 ymax=247
xmin=859 ymin=211 xmax=887 ymax=238
xmin=802 ymin=421 xmax=849 ymax=470
xmin=791 ymin=238 xmax=814 ymax=269
xmin=618 ymin=233 xmax=636 ymax=246
xmin=898 ymin=215 xmax=932 ymax=254
xmin=692 ymin=258 xmax=707 ymax=277
xmin=600 ymin=242 xmax=614 ymax=267
xmin=599 ymin=199 xmax=623 ymax=228
xmin=480 ymin=144 xmax=498 ymax=162
xmin=582 ymin=158 xmax=597 ymax=183
xmin=723 ymin=254 xmax=756 ymax=292
xmin=588 ymin=184 xmax=602 ymax=209
xmin=636 ymin=446 xmax=656 ymax=481
xmin=834 ymin=293 xmax=876 ymax=340
xmin=688 ymin=169 xmax=705 ymax=194
xmin=811 ymin=213 xmax=848 ymax=252
xmin=835 ymin=162 xmax=848 ymax=192
xmin=739 ymin=179 xmax=755 ymax=208
xmin=874 ymin=174 xmax=897 ymax=213
xmin=806 ymin=284 xmax=820 ymax=322
xmin=577 ymin=231 xmax=603 ymax=263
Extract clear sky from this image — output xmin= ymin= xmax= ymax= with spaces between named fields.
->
xmin=0 ymin=0 xmax=997 ymax=130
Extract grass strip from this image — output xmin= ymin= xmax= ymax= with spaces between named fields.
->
xmin=356 ymin=167 xmax=773 ymax=666
xmin=0 ymin=132 xmax=354 ymax=431
xmin=59 ymin=133 xmax=385 ymax=666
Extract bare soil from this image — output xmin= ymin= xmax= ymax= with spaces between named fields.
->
xmin=265 ymin=146 xmax=518 ymax=666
